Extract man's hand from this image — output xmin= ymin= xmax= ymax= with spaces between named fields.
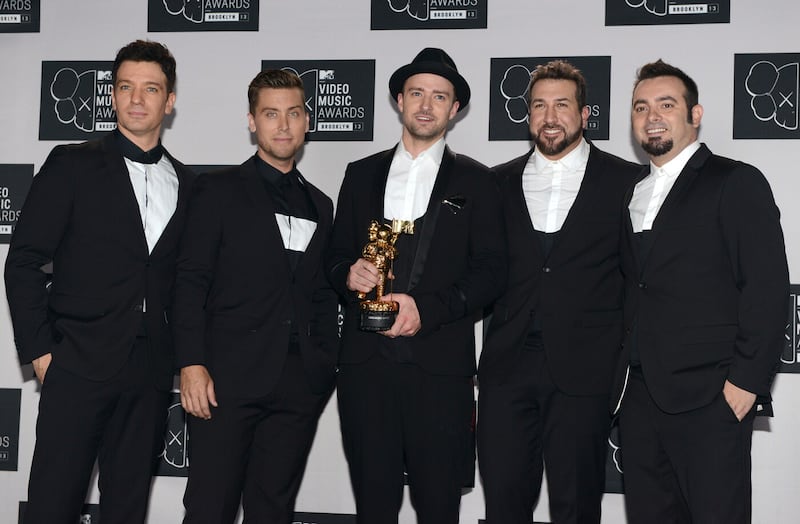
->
xmin=347 ymin=258 xmax=381 ymax=294
xmin=379 ymin=293 xmax=421 ymax=338
xmin=180 ymin=365 xmax=217 ymax=420
xmin=32 ymin=353 xmax=52 ymax=383
xmin=723 ymin=380 xmax=756 ymax=421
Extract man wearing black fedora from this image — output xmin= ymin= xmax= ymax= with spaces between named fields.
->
xmin=327 ymin=48 xmax=507 ymax=523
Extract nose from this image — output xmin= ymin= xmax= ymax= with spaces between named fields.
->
xmin=277 ymin=113 xmax=289 ymax=130
xmin=130 ymin=86 xmax=142 ymax=104
xmin=543 ymin=104 xmax=557 ymax=123
xmin=421 ymin=93 xmax=433 ymax=110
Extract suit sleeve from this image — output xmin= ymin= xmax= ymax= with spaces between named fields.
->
xmin=172 ymin=174 xmax=223 ymax=369
xmin=310 ymin=196 xmax=341 ymax=364
xmin=326 ymin=164 xmax=361 ymax=301
xmin=412 ymin=168 xmax=508 ymax=334
xmin=720 ymin=164 xmax=789 ymax=396
xmin=4 ymin=147 xmax=74 ymax=364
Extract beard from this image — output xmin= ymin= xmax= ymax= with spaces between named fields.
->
xmin=532 ymin=125 xmax=583 ymax=157
xmin=641 ymin=137 xmax=674 ymax=157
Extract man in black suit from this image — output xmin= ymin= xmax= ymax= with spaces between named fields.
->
xmin=612 ymin=60 xmax=789 ymax=523
xmin=477 ymin=60 xmax=640 ymax=524
xmin=327 ymin=48 xmax=507 ymax=523
xmin=175 ymin=69 xmax=338 ymax=524
xmin=4 ymin=40 xmax=194 ymax=524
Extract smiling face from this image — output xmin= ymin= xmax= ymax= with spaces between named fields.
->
xmin=247 ymin=87 xmax=309 ymax=173
xmin=528 ymin=78 xmax=589 ymax=160
xmin=397 ymin=73 xmax=459 ymax=156
xmin=111 ymin=60 xmax=175 ymax=151
xmin=631 ymin=75 xmax=703 ymax=166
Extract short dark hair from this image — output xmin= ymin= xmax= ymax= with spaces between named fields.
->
xmin=112 ymin=40 xmax=176 ymax=93
xmin=528 ymin=60 xmax=587 ymax=109
xmin=634 ymin=59 xmax=699 ymax=111
xmin=248 ymin=69 xmax=306 ymax=115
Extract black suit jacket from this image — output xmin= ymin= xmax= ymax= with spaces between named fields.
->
xmin=172 ymin=157 xmax=339 ymax=398
xmin=611 ymin=144 xmax=789 ymax=414
xmin=327 ymin=146 xmax=507 ymax=377
xmin=479 ymin=144 xmax=641 ymax=396
xmin=5 ymin=134 xmax=195 ymax=390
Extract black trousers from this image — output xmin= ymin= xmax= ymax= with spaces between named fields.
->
xmin=619 ymin=368 xmax=755 ymax=524
xmin=23 ymin=336 xmax=169 ymax=524
xmin=337 ymin=355 xmax=474 ymax=524
xmin=182 ymin=351 xmax=330 ymax=524
xmin=478 ymin=348 xmax=610 ymax=524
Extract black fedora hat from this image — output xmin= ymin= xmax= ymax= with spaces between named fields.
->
xmin=389 ymin=47 xmax=471 ymax=112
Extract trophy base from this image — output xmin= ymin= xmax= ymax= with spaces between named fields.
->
xmin=360 ymin=301 xmax=398 ymax=332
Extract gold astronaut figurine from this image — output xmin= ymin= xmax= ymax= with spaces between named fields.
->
xmin=358 ymin=220 xmax=408 ymax=331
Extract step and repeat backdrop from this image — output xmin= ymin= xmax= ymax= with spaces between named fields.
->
xmin=1 ymin=1 xmax=799 ymax=523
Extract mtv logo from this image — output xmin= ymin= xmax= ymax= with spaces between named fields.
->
xmin=319 ymin=70 xmax=335 ymax=80
xmin=97 ymin=70 xmax=112 ymax=80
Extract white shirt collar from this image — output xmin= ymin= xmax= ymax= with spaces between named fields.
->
xmin=649 ymin=140 xmax=701 ymax=178
xmin=531 ymin=137 xmax=590 ymax=173
xmin=396 ymin=136 xmax=446 ymax=165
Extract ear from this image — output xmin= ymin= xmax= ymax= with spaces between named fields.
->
xmin=396 ymin=92 xmax=404 ymax=113
xmin=304 ymin=111 xmax=310 ymax=134
xmin=247 ymin=112 xmax=256 ymax=133
xmin=581 ymin=105 xmax=590 ymax=129
xmin=448 ymin=100 xmax=460 ymax=120
xmin=690 ymin=104 xmax=703 ymax=128
xmin=164 ymin=91 xmax=176 ymax=115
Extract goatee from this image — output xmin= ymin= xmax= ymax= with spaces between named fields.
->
xmin=641 ymin=138 xmax=673 ymax=157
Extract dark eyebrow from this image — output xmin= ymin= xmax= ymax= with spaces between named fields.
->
xmin=531 ymin=97 xmax=570 ymax=103
xmin=634 ymin=95 xmax=678 ymax=106
xmin=656 ymin=95 xmax=679 ymax=103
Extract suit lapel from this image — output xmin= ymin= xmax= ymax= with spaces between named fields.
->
xmin=150 ymin=153 xmax=190 ymax=257
xmin=508 ymin=151 xmax=546 ymax=262
xmin=371 ymin=149 xmax=395 ymax=222
xmin=293 ymin=175 xmax=328 ymax=277
xmin=406 ymin=146 xmax=455 ymax=291
xmin=624 ymin=165 xmax=650 ymax=275
xmin=550 ymin=144 xmax=600 ymax=257
xmin=240 ymin=158 xmax=293 ymax=275
xmin=648 ymin=147 xmax=708 ymax=232
xmin=100 ymin=135 xmax=149 ymax=254
xmin=637 ymin=145 xmax=711 ymax=272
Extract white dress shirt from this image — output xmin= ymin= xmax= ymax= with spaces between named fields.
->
xmin=629 ymin=141 xmax=700 ymax=233
xmin=124 ymin=155 xmax=179 ymax=253
xmin=383 ymin=138 xmax=445 ymax=221
xmin=522 ymin=138 xmax=590 ymax=233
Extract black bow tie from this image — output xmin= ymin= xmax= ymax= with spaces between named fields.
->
xmin=125 ymin=147 xmax=164 ymax=165
xmin=113 ymin=129 xmax=164 ymax=164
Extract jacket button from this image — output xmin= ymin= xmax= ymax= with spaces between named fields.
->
xmin=542 ymin=267 xmax=551 ymax=273
xmin=638 ymin=282 xmax=646 ymax=289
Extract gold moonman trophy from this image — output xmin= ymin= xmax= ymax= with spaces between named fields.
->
xmin=358 ymin=219 xmax=413 ymax=331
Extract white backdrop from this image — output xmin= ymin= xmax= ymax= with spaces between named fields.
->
xmin=1 ymin=2 xmax=798 ymax=523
